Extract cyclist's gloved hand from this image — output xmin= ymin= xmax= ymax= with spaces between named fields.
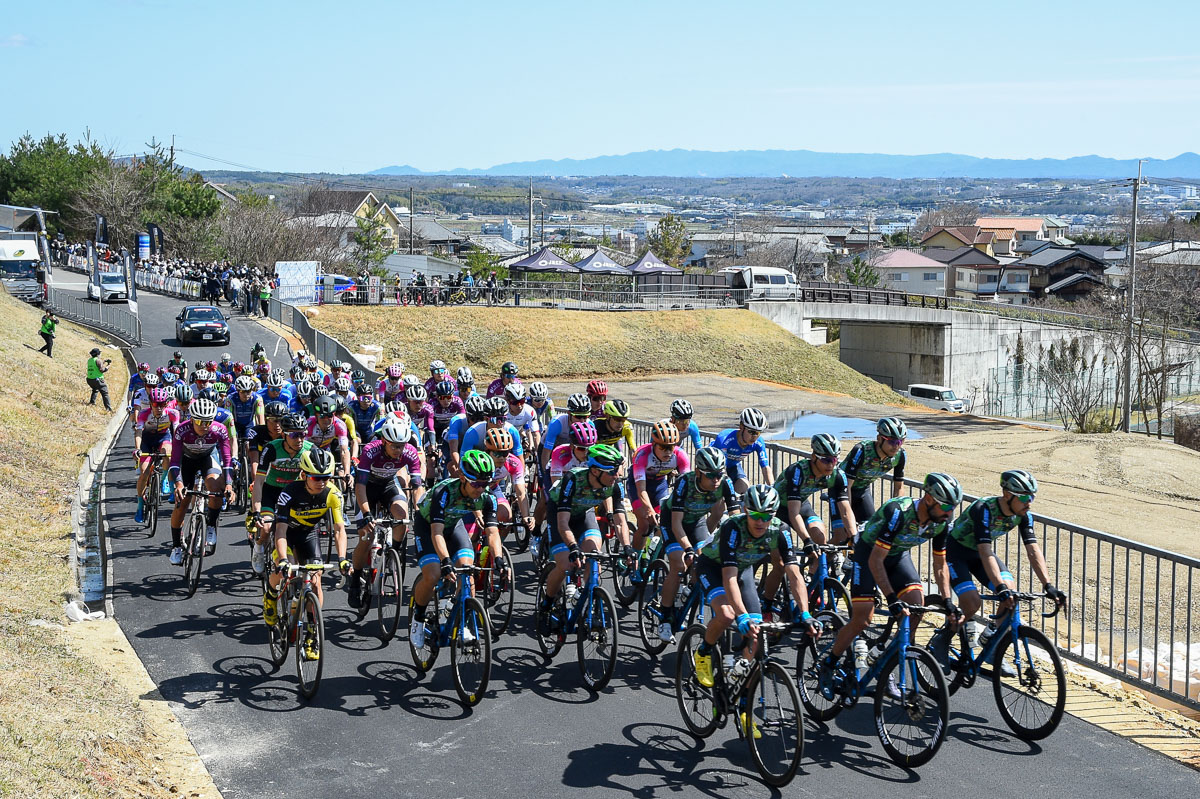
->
xmin=1044 ymin=583 xmax=1067 ymax=607
xmin=995 ymin=586 xmax=1014 ymax=605
xmin=568 ymin=545 xmax=583 ymax=567
xmin=800 ymin=611 xmax=821 ymax=637
xmin=886 ymin=592 xmax=906 ymax=617
xmin=801 ymin=539 xmax=819 ymax=562
xmin=943 ymin=596 xmax=962 ymax=620
xmin=736 ymin=613 xmax=753 ymax=636
xmin=356 ymin=513 xmax=373 ymax=532
xmin=338 ymin=558 xmax=351 ymax=575
xmin=230 ymin=458 xmax=240 ymax=470
xmin=439 ymin=557 xmax=454 ymax=579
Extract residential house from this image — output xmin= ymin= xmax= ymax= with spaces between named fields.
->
xmin=844 ymin=231 xmax=885 ymax=253
xmin=868 ymin=249 xmax=948 ymax=295
xmin=923 ymin=246 xmax=1034 ymax=304
xmin=920 ymin=226 xmax=995 ymax=257
xmin=1020 ymin=247 xmax=1108 ymax=300
xmin=975 ymin=216 xmax=1053 ymax=257
xmin=404 ymin=217 xmax=467 ymax=255
xmin=300 ymin=190 xmax=404 ymax=251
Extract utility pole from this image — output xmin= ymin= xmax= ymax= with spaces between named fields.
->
xmin=170 ymin=134 xmax=175 ymax=163
xmin=528 ymin=177 xmax=534 ymax=256
xmin=1121 ymin=160 xmax=1145 ymax=433
xmin=541 ymin=209 xmax=545 ymax=247
xmin=409 ymin=187 xmax=414 ymax=255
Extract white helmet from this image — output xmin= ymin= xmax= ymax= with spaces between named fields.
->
xmin=234 ymin=375 xmax=257 ymax=392
xmin=739 ymin=407 xmax=767 ymax=432
xmin=377 ymin=415 xmax=412 ymax=445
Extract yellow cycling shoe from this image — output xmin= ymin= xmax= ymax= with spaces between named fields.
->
xmin=303 ymin=637 xmax=319 ymax=662
xmin=262 ymin=591 xmax=278 ymax=627
xmin=740 ymin=711 xmax=762 ymax=740
xmin=694 ymin=650 xmax=715 ymax=688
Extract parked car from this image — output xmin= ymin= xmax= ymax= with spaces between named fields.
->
xmin=87 ymin=271 xmax=128 ymax=302
xmin=175 ymin=304 xmax=230 ymax=345
xmin=719 ymin=265 xmax=798 ymax=301
xmin=898 ymin=383 xmax=965 ymax=412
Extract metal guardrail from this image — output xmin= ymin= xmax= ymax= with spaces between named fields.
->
xmin=267 ymin=298 xmax=383 ymax=382
xmin=134 ymin=268 xmax=202 ymax=300
xmin=626 ymin=417 xmax=1200 ymax=711
xmin=44 ymin=285 xmax=141 ymax=345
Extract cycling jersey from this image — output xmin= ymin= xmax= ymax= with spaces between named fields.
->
xmin=530 ymin=399 xmax=556 ymax=429
xmin=506 ymin=403 xmax=541 ymax=434
xmin=371 ymin=412 xmax=424 ymax=447
xmin=485 ymin=377 xmax=522 ymax=399
xmin=548 ymin=465 xmax=626 ymax=519
xmin=431 ymin=396 xmax=466 ymax=434
xmin=377 ymin=377 xmax=406 ymax=403
xmin=244 ymin=423 xmax=277 ymax=455
xmin=460 ymin=421 xmax=525 ymax=458
xmin=257 ymin=386 xmax=300 ymax=414
xmin=349 ymin=397 xmax=381 ymax=438
xmin=424 ymin=375 xmax=450 ymax=398
xmin=409 ymin=401 xmax=435 ymax=439
xmin=859 ymin=496 xmax=950 ymax=557
xmin=540 ymin=412 xmax=579 ymax=453
xmin=168 ymin=421 xmax=232 ymax=481
xmin=442 ymin=413 xmax=469 ymax=447
xmin=842 ymin=440 xmax=906 ymax=493
xmin=135 ymin=406 xmax=179 ymax=437
xmin=712 ymin=428 xmax=769 ymax=469
xmin=417 ymin=477 xmax=499 ymax=527
xmin=631 ymin=443 xmax=691 ymax=483
xmin=225 ymin=392 xmax=264 ymax=430
xmin=305 ymin=417 xmax=349 ymax=451
xmin=949 ymin=496 xmax=1035 ymax=549
xmin=774 ymin=460 xmax=850 ymax=505
xmin=700 ymin=513 xmax=797 ymax=571
xmin=356 ymin=439 xmax=422 ymax=486
xmin=663 ymin=470 xmax=740 ymax=529
xmin=258 ymin=439 xmax=314 ymax=488
xmin=487 ymin=452 xmax=525 ymax=492
xmin=549 ymin=443 xmax=586 ymax=481
xmin=336 ymin=412 xmax=358 ymax=443
xmin=678 ymin=420 xmax=702 ymax=450
xmin=597 ymin=418 xmax=635 ymax=454
xmin=275 ymin=479 xmax=344 ymax=529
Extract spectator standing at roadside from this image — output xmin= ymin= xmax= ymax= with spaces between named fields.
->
xmin=258 ymin=279 xmax=272 ymax=317
xmin=86 ymin=347 xmax=113 ymax=411
xmin=229 ymin=274 xmax=242 ymax=309
xmin=485 ymin=271 xmax=497 ymax=305
xmin=37 ymin=311 xmax=58 ymax=357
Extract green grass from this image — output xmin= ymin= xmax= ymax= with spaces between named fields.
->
xmin=310 ymin=306 xmax=904 ymax=404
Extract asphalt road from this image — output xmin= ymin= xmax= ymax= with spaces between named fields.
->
xmin=100 ymin=288 xmax=1200 ymax=798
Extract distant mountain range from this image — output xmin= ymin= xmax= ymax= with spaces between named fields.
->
xmin=369 ymin=149 xmax=1200 ymax=179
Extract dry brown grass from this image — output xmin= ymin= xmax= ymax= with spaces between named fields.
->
xmin=0 ymin=291 xmax=185 ymax=798
xmin=312 ymin=306 xmax=901 ymax=404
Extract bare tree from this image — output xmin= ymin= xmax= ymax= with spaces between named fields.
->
xmin=1042 ymin=340 xmax=1112 ymax=432
xmin=913 ymin=203 xmax=981 ymax=236
xmin=73 ymin=159 xmax=146 ymax=250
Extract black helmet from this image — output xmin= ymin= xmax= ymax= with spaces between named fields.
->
xmin=264 ymin=401 xmax=288 ymax=419
xmin=485 ymin=397 xmax=508 ymax=417
xmin=501 ymin=361 xmax=518 ymax=377
xmin=281 ymin=412 xmax=306 ymax=432
xmin=314 ymin=395 xmax=338 ymax=416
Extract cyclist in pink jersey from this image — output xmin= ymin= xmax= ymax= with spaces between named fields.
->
xmin=629 ymin=419 xmax=692 ymax=550
xmin=133 ymin=388 xmax=180 ymax=523
xmin=306 ymin=395 xmax=352 ymax=476
xmin=485 ymin=361 xmax=522 ymax=399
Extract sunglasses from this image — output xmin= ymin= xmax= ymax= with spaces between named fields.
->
xmin=698 ymin=470 xmax=722 ymax=480
xmin=318 ymin=412 xmax=334 ymax=418
xmin=817 ymin=456 xmax=839 ymax=465
xmin=487 ymin=415 xmax=506 ymax=423
xmin=307 ymin=474 xmax=331 ymax=483
xmin=467 ymin=479 xmax=490 ymax=488
xmin=937 ymin=502 xmax=955 ymax=512
xmin=883 ymin=437 xmax=905 ymax=446
xmin=747 ymin=510 xmax=774 ymax=521
xmin=1015 ymin=494 xmax=1034 ymax=504
xmin=285 ymin=431 xmax=304 ymax=439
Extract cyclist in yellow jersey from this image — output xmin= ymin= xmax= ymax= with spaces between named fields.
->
xmin=596 ymin=399 xmax=636 ymax=465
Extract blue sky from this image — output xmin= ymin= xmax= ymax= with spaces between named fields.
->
xmin=3 ymin=0 xmax=1198 ymax=173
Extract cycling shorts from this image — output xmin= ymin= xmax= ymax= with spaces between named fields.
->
xmin=628 ymin=474 xmax=670 ymax=512
xmin=364 ymin=477 xmax=408 ymax=515
xmin=725 ymin=459 xmax=747 ymax=484
xmin=272 ymin=524 xmax=321 ymax=565
xmin=413 ymin=514 xmax=474 ymax=569
xmin=179 ymin=452 xmax=222 ymax=492
xmin=664 ymin=517 xmax=711 ymax=555
xmin=694 ymin=559 xmax=761 ymax=617
xmin=945 ymin=539 xmax=1014 ymax=597
xmin=829 ymin=490 xmax=874 ymax=532
xmin=776 ymin=499 xmax=821 ymax=531
xmin=849 ymin=538 xmax=921 ymax=602
xmin=546 ymin=501 xmax=601 ymax=556
xmin=139 ymin=430 xmax=171 ymax=456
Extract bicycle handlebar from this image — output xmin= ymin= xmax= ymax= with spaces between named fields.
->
xmin=981 ymin=591 xmax=1064 ymax=618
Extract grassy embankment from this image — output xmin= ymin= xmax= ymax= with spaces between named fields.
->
xmin=0 ymin=291 xmax=184 ymax=798
xmin=312 ymin=306 xmax=903 ymax=405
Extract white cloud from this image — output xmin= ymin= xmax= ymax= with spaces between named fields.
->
xmin=1 ymin=34 xmax=28 ymax=48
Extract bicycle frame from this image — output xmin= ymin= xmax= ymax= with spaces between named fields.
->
xmin=563 ymin=554 xmax=614 ymax=634
xmin=432 ymin=565 xmax=486 ymax=647
xmin=955 ymin=593 xmax=1057 ymax=677
xmin=842 ymin=612 xmax=920 ymax=702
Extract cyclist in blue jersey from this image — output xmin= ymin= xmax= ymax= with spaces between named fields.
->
xmin=257 ymin=371 xmax=300 ymax=414
xmin=711 ymin=407 xmax=773 ymax=493
xmin=443 ymin=395 xmax=488 ymax=478
xmin=669 ymin=398 xmax=703 ymax=450
xmin=224 ymin=375 xmax=265 ymax=444
xmin=539 ymin=392 xmax=592 ymax=486
xmin=459 ymin=397 xmax=524 ymax=458
xmin=350 ymin=392 xmax=382 ymax=445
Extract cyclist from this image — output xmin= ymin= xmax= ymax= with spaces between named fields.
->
xmin=133 ymin=387 xmax=180 ymax=524
xmin=167 ymin=398 xmax=232 ymax=565
xmin=377 ymin=363 xmax=406 ymax=404
xmin=944 ymin=469 xmax=1067 ymax=643
xmin=258 ymin=370 xmax=300 ymax=414
xmin=332 ymin=395 xmax=361 ymax=463
xmin=455 ymin=366 xmax=479 ymax=403
xmin=408 ymin=449 xmax=500 ymax=648
xmin=349 ymin=390 xmax=382 ymax=446
xmin=443 ymin=395 xmax=488 ymax=479
xmin=460 ymin=397 xmax=525 ymax=460
xmin=485 ymin=361 xmax=521 ymax=399
xmin=225 ymin=375 xmax=266 ymax=446
xmin=405 ymin=384 xmax=436 ymax=450
xmin=245 ymin=400 xmax=288 ymax=492
xmin=424 ymin=359 xmax=450 ymax=398
xmin=596 ymin=399 xmax=636 ymax=465
xmin=333 ymin=376 xmax=357 ymax=404
xmin=838 ymin=417 xmax=908 ymax=537
xmin=691 ymin=485 xmax=820 ymax=695
xmin=657 ymin=446 xmax=741 ymax=642
xmin=166 ymin=350 xmax=188 ymax=379
xmin=629 ymin=419 xmax=691 ymax=551
xmin=127 ymin=362 xmax=150 ymax=411
xmin=249 ymin=412 xmax=314 ymax=574
xmin=479 ymin=427 xmax=532 ymax=546
xmin=305 ymin=395 xmax=352 ymax=478
xmin=712 ymin=407 xmax=773 ymax=493
xmin=774 ymin=433 xmax=854 ymax=550
xmin=586 ymin=379 xmax=608 ymax=420
xmin=129 ymin=372 xmax=160 ymax=427
xmin=347 ymin=416 xmax=423 ymax=607
xmin=262 ymin=449 xmax=350 ymax=646
xmin=669 ymin=398 xmax=703 ymax=450
xmin=540 ymin=444 xmax=631 ymax=617
xmin=549 ymin=421 xmax=596 ymax=483
xmin=503 ymin=382 xmax=542 ymax=454
xmin=430 ymin=380 xmax=465 ymax=478
xmin=539 ymin=392 xmax=592 ymax=487
xmin=527 ymin=381 xmax=556 ymax=431
xmin=819 ymin=473 xmax=963 ymax=683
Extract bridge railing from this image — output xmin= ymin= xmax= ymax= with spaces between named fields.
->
xmin=628 ymin=418 xmax=1200 ymax=712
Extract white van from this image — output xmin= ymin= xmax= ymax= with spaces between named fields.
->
xmin=720 ymin=265 xmax=798 ymax=300
xmin=899 ymin=383 xmax=965 ymax=412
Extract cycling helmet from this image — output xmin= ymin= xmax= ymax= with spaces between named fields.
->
xmin=739 ymin=407 xmax=767 ymax=432
xmin=586 ymin=379 xmax=608 ymax=398
xmin=602 ymin=399 xmax=629 ymax=419
xmin=172 ymin=351 xmax=183 ymax=360
xmin=241 ymin=364 xmax=255 ymax=376
xmin=302 ymin=356 xmax=317 ymax=370
xmin=651 ymin=419 xmax=680 ymax=446
xmin=877 ymin=417 xmax=908 ymax=440
xmin=296 ymin=380 xmax=314 ymax=399
xmin=265 ymin=401 xmax=288 ymax=419
xmin=161 ymin=373 xmax=178 ymax=385
xmin=694 ymin=446 xmax=726 ymax=475
xmin=137 ymin=361 xmax=150 ymax=373
xmin=464 ymin=395 xmax=488 ymax=419
xmin=384 ymin=399 xmax=408 ymax=415
xmin=312 ymin=384 xmax=330 ymax=397
xmin=190 ymin=398 xmax=218 ymax=421
xmin=212 ymin=382 xmax=229 ymax=398
xmin=149 ymin=387 xmax=171 ymax=404
xmin=143 ymin=373 xmax=160 ymax=388
xmin=265 ymin=372 xmax=284 ymax=389
xmin=406 ymin=384 xmax=427 ymax=403
xmin=281 ymin=413 xmax=306 ymax=432
xmin=429 ymin=359 xmax=446 ymax=375
xmin=155 ymin=366 xmax=166 ymax=376
xmin=296 ymin=349 xmax=308 ymax=360
xmin=377 ymin=415 xmax=413 ymax=445
xmin=435 ymin=380 xmax=455 ymax=397
xmin=501 ymin=361 xmax=518 ymax=377
xmin=174 ymin=384 xmax=193 ymax=403
xmin=193 ymin=359 xmax=205 ymax=370
xmin=334 ymin=377 xmax=352 ymax=393
xmin=206 ymin=360 xmax=218 ymax=371
xmin=743 ymin=484 xmax=781 ymax=515
xmin=313 ymin=395 xmax=337 ymax=416
xmin=456 ymin=366 xmax=474 ymax=384
xmin=569 ymin=420 xmax=598 ymax=447
xmin=670 ymin=398 xmax=694 ymax=420
xmin=256 ymin=362 xmax=271 ymax=375
xmin=192 ymin=369 xmax=210 ymax=382
xmin=333 ymin=395 xmax=348 ymax=414
xmin=460 ymin=450 xmax=495 ymax=482
xmin=167 ymin=365 xmax=182 ymax=376
xmin=503 ymin=383 xmax=526 ymax=403
xmin=231 ymin=361 xmax=244 ymax=374
xmin=810 ymin=433 xmax=841 ymax=458
xmin=329 ymin=359 xmax=343 ymax=373
xmin=220 ymin=352 xmax=232 ymax=363
xmin=528 ymin=381 xmax=549 ymax=401
xmin=402 ymin=374 xmax=421 ymax=388
xmin=483 ymin=427 xmax=514 ymax=452
xmin=298 ymin=447 xmax=334 ymax=477
xmin=270 ymin=367 xmax=286 ymax=381
xmin=485 ymin=397 xmax=508 ymax=418
xmin=290 ymin=365 xmax=305 ymax=381
xmin=566 ymin=393 xmax=590 ymax=416
xmin=386 ymin=363 xmax=403 ymax=379
xmin=350 ymin=369 xmax=366 ymax=383
xmin=1000 ymin=469 xmax=1038 ymax=496
xmin=587 ymin=443 xmax=623 ymax=473
xmin=234 ymin=375 xmax=257 ymax=393
xmin=923 ymin=472 xmax=963 ymax=507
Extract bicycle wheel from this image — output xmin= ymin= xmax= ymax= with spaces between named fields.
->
xmin=509 ymin=515 xmax=530 ymax=554
xmin=183 ymin=514 xmax=205 ymax=598
xmin=376 ymin=548 xmax=404 ymax=642
xmin=532 ymin=571 xmax=565 ymax=659
xmin=675 ymin=624 xmax=720 ymax=738
xmin=451 ymin=597 xmax=492 ymax=706
xmin=991 ymin=626 xmax=1066 ymax=740
xmin=577 ymin=586 xmax=618 ymax=691
xmin=745 ymin=662 xmax=805 ymax=787
xmin=295 ymin=590 xmax=325 ymax=700
xmin=408 ymin=590 xmax=441 ymax=673
xmin=821 ymin=577 xmax=852 ymax=616
xmin=611 ymin=554 xmax=641 ymax=608
xmin=268 ymin=598 xmax=289 ymax=670
xmin=873 ymin=647 xmax=949 ymax=768
xmin=487 ymin=547 xmax=515 ymax=637
xmin=795 ymin=610 xmax=846 ymax=721
xmin=146 ymin=477 xmax=159 ymax=535
xmin=637 ymin=559 xmax=670 ymax=655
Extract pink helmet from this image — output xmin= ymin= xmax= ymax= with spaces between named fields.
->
xmin=149 ymin=387 xmax=171 ymax=404
xmin=569 ymin=420 xmax=598 ymax=447
xmin=387 ymin=363 xmax=403 ymax=379
xmin=137 ymin=362 xmax=150 ymax=373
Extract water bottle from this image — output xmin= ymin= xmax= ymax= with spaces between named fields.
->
xmin=438 ymin=597 xmax=452 ymax=625
xmin=722 ymin=653 xmax=737 ymax=675
xmin=479 ymin=544 xmax=490 ymax=566
xmin=647 ymin=533 xmax=661 ymax=555
xmin=853 ymin=638 xmax=869 ymax=671
xmin=678 ymin=583 xmax=691 ymax=605
xmin=729 ymin=656 xmax=751 ymax=688
xmin=965 ymin=619 xmax=982 ymax=648
xmin=979 ymin=621 xmax=997 ymax=648
xmin=865 ymin=643 xmax=884 ymax=666
xmin=563 ymin=582 xmax=580 ymax=604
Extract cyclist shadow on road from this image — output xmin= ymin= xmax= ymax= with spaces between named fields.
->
xmin=803 ymin=714 xmax=921 ymax=783
xmin=948 ymin=712 xmax=1044 ymax=757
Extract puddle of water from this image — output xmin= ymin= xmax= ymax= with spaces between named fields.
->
xmin=763 ymin=411 xmax=925 ymax=442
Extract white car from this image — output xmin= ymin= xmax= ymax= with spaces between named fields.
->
xmin=88 ymin=271 xmax=128 ymax=302
xmin=900 ymin=383 xmax=965 ymax=412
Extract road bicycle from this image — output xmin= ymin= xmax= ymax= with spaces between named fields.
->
xmin=229 ymin=441 xmax=251 ymax=513
xmin=472 ymin=532 xmax=514 ymax=637
xmin=533 ymin=551 xmax=620 ymax=691
xmin=676 ymin=621 xmax=805 ymax=786
xmin=180 ymin=477 xmax=221 ymax=598
xmin=612 ymin=524 xmax=668 ymax=607
xmin=349 ymin=512 xmax=407 ymax=642
xmin=634 ymin=555 xmax=710 ymax=655
xmin=408 ymin=564 xmax=493 ymax=706
xmin=141 ymin=451 xmax=167 ymax=537
xmin=760 ymin=545 xmax=854 ymax=632
xmin=796 ymin=602 xmax=950 ymax=768
xmin=930 ymin=590 xmax=1066 ymax=740
xmin=267 ymin=562 xmax=334 ymax=700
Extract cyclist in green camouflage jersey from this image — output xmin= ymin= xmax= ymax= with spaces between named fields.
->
xmin=836 ymin=417 xmax=908 ymax=535
xmin=248 ymin=413 xmax=314 ymax=574
xmin=774 ymin=434 xmax=856 ymax=551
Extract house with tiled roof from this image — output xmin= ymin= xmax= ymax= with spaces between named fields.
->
xmin=1021 ymin=247 xmax=1108 ymax=300
xmin=923 ymin=246 xmax=1034 ymax=304
xmin=868 ymin=249 xmax=949 ymax=295
xmin=920 ymin=226 xmax=995 ymax=257
xmin=296 ymin=190 xmax=404 ymax=252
